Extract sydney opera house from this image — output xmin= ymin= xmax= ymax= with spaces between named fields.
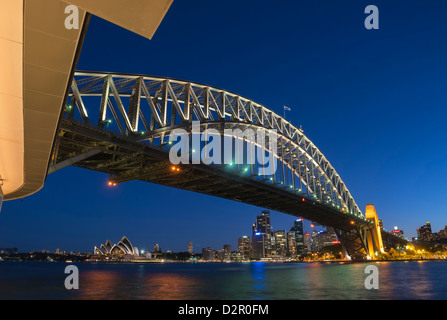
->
xmin=94 ymin=236 xmax=139 ymax=257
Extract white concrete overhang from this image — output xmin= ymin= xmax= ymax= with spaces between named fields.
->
xmin=1 ymin=0 xmax=173 ymax=201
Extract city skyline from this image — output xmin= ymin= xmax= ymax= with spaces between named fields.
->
xmin=1 ymin=1 xmax=447 ymax=253
xmin=2 ymin=206 xmax=443 ymax=255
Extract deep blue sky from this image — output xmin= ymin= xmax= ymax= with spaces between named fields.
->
xmin=1 ymin=0 xmax=447 ymax=253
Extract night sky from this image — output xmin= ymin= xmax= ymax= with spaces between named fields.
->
xmin=1 ymin=0 xmax=447 ymax=253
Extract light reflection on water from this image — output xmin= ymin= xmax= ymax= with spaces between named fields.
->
xmin=0 ymin=261 xmax=446 ymax=299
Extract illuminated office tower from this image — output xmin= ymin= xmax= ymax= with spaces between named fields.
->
xmin=303 ymin=233 xmax=311 ymax=254
xmin=311 ymin=230 xmax=319 ymax=252
xmin=238 ymin=236 xmax=251 ymax=259
xmin=256 ymin=210 xmax=272 ymax=257
xmin=287 ymin=230 xmax=296 ymax=256
xmin=188 ymin=241 xmax=193 ymax=254
xmin=292 ymin=218 xmax=304 ymax=256
xmin=417 ymin=222 xmax=433 ymax=242
xmin=252 ymin=222 xmax=265 ymax=260
xmin=315 ymin=227 xmax=338 ymax=249
xmin=273 ymin=230 xmax=287 ymax=257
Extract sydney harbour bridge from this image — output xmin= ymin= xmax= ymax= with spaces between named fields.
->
xmin=0 ymin=0 xmax=405 ymax=260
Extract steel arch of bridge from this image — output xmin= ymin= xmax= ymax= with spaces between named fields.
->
xmin=64 ymin=71 xmax=365 ymax=221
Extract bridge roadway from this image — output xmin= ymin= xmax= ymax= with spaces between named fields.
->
xmin=56 ymin=118 xmax=372 ymax=233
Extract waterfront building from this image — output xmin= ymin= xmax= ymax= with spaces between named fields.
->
xmin=315 ymin=227 xmax=338 ymax=249
xmin=417 ymin=222 xmax=433 ymax=242
xmin=273 ymin=230 xmax=287 ymax=257
xmin=303 ymin=233 xmax=311 ymax=254
xmin=223 ymin=245 xmax=232 ymax=260
xmin=188 ymin=241 xmax=193 ymax=254
xmin=231 ymin=251 xmax=243 ymax=262
xmin=311 ymin=230 xmax=319 ymax=252
xmin=216 ymin=249 xmax=225 ymax=260
xmin=290 ymin=218 xmax=304 ymax=256
xmin=287 ymin=230 xmax=296 ymax=256
xmin=252 ymin=223 xmax=265 ymax=260
xmin=256 ymin=210 xmax=272 ymax=257
xmin=390 ymin=226 xmax=404 ymax=238
xmin=238 ymin=236 xmax=251 ymax=259
xmin=202 ymin=247 xmax=216 ymax=261
xmin=93 ymin=236 xmax=139 ymax=256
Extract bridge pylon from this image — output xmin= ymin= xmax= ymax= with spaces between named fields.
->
xmin=334 ymin=204 xmax=385 ymax=260
xmin=364 ymin=203 xmax=385 ymax=259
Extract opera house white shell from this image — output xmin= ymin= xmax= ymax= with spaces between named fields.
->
xmin=94 ymin=236 xmax=139 ymax=256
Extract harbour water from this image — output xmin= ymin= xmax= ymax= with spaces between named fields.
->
xmin=0 ymin=260 xmax=446 ymax=300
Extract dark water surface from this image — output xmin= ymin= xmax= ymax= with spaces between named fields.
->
xmin=0 ymin=261 xmax=446 ymax=300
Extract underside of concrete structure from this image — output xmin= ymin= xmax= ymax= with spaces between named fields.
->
xmin=0 ymin=0 xmax=173 ymax=202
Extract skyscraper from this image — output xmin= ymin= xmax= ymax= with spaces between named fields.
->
xmin=417 ymin=222 xmax=433 ymax=242
xmin=287 ymin=230 xmax=296 ymax=256
xmin=273 ymin=230 xmax=287 ymax=257
xmin=256 ymin=210 xmax=272 ymax=257
xmin=238 ymin=236 xmax=251 ymax=259
xmin=252 ymin=222 xmax=265 ymax=260
xmin=303 ymin=233 xmax=311 ymax=254
xmin=292 ymin=218 xmax=304 ymax=256
xmin=315 ymin=227 xmax=338 ymax=249
xmin=311 ymin=230 xmax=319 ymax=252
xmin=188 ymin=241 xmax=193 ymax=254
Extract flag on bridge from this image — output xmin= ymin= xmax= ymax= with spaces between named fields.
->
xmin=283 ymin=106 xmax=291 ymax=119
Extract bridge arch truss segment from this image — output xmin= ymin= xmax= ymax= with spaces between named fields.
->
xmin=66 ymin=71 xmax=364 ymax=220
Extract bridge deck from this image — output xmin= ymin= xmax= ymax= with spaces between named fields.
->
xmin=55 ymin=119 xmax=371 ymax=232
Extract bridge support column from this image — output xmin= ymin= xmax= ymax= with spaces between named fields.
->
xmin=365 ymin=204 xmax=384 ymax=259
xmin=334 ymin=228 xmax=369 ymax=261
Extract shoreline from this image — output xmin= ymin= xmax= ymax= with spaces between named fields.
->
xmin=2 ymin=258 xmax=446 ymax=264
